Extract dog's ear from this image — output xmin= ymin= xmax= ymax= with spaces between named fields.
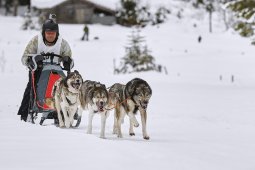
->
xmin=104 ymin=88 xmax=109 ymax=102
xmin=143 ymin=80 xmax=152 ymax=95
xmin=63 ymin=77 xmax=68 ymax=88
xmin=95 ymin=83 xmax=101 ymax=88
xmin=145 ymin=85 xmax=152 ymax=94
xmin=74 ymin=70 xmax=79 ymax=74
xmin=101 ymin=84 xmax=106 ymax=89
xmin=126 ymin=79 xmax=137 ymax=96
xmin=88 ymin=89 xmax=94 ymax=104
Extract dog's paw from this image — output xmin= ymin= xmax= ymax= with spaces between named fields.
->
xmin=59 ymin=122 xmax=65 ymax=128
xmin=143 ymin=136 xmax=150 ymax=140
xmin=87 ymin=129 xmax=92 ymax=134
xmin=129 ymin=132 xmax=135 ymax=136
xmin=65 ymin=121 xmax=71 ymax=128
xmin=100 ymin=135 xmax=106 ymax=139
xmin=134 ymin=122 xmax=139 ymax=127
xmin=65 ymin=123 xmax=70 ymax=128
xmin=112 ymin=128 xmax=118 ymax=134
xmin=129 ymin=133 xmax=135 ymax=136
xmin=117 ymin=134 xmax=123 ymax=138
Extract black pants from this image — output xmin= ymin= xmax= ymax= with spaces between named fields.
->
xmin=17 ymin=70 xmax=41 ymax=121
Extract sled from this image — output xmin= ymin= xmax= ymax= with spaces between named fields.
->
xmin=27 ymin=53 xmax=82 ymax=127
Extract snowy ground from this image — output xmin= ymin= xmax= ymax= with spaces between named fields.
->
xmin=1 ymin=2 xmax=255 ymax=170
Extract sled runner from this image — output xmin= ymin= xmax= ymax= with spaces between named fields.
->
xmin=27 ymin=53 xmax=81 ymax=127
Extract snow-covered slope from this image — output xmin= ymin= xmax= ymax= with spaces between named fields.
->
xmin=1 ymin=1 xmax=255 ymax=170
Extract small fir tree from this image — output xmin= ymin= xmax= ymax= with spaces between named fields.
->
xmin=21 ymin=11 xmax=35 ymax=30
xmin=115 ymin=29 xmax=161 ymax=74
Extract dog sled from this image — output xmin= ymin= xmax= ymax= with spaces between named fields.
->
xmin=27 ymin=53 xmax=82 ymax=127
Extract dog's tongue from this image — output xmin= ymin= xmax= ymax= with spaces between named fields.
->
xmin=99 ymin=106 xmax=104 ymax=112
xmin=74 ymin=83 xmax=80 ymax=89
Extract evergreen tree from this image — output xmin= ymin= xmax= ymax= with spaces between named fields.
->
xmin=21 ymin=11 xmax=35 ymax=30
xmin=116 ymin=0 xmax=169 ymax=27
xmin=116 ymin=0 xmax=140 ymax=26
xmin=191 ymin=0 xmax=215 ymax=33
xmin=5 ymin=0 xmax=12 ymax=16
xmin=152 ymin=7 xmax=171 ymax=25
xmin=205 ymin=0 xmax=215 ymax=33
xmin=192 ymin=0 xmax=204 ymax=8
xmin=227 ymin=0 xmax=255 ymax=37
xmin=114 ymin=29 xmax=161 ymax=74
xmin=13 ymin=0 xmax=19 ymax=16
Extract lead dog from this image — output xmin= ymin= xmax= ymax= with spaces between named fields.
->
xmin=80 ymin=80 xmax=109 ymax=138
xmin=108 ymin=78 xmax=152 ymax=140
xmin=52 ymin=70 xmax=83 ymax=128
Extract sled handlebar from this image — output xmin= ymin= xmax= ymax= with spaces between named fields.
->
xmin=27 ymin=53 xmax=67 ymax=71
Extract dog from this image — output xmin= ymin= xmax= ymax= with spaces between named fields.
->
xmin=80 ymin=80 xmax=109 ymax=138
xmin=108 ymin=78 xmax=152 ymax=140
xmin=53 ymin=70 xmax=83 ymax=128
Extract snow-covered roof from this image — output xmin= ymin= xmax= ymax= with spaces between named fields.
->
xmin=31 ymin=0 xmax=172 ymax=10
xmin=31 ymin=0 xmax=67 ymax=9
xmin=31 ymin=0 xmax=118 ymax=10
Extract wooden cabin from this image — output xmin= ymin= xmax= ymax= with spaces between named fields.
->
xmin=32 ymin=0 xmax=116 ymax=25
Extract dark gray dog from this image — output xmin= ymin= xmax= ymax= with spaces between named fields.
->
xmin=108 ymin=78 xmax=152 ymax=140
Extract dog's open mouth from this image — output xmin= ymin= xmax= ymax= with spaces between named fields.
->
xmin=98 ymin=106 xmax=104 ymax=112
xmin=71 ymin=82 xmax=81 ymax=90
xmin=140 ymin=101 xmax=147 ymax=110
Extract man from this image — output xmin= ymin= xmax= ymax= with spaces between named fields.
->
xmin=81 ymin=24 xmax=89 ymax=41
xmin=18 ymin=15 xmax=73 ymax=121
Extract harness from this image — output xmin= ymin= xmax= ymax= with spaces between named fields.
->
xmin=64 ymin=90 xmax=79 ymax=106
xmin=105 ymin=88 xmax=132 ymax=111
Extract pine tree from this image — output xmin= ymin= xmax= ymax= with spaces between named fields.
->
xmin=191 ymin=0 xmax=215 ymax=33
xmin=205 ymin=0 xmax=215 ymax=33
xmin=116 ymin=0 xmax=155 ymax=27
xmin=21 ymin=11 xmax=35 ymax=30
xmin=192 ymin=0 xmax=204 ymax=8
xmin=115 ymin=29 xmax=161 ymax=74
xmin=116 ymin=0 xmax=140 ymax=26
xmin=227 ymin=0 xmax=255 ymax=37
xmin=152 ymin=7 xmax=171 ymax=26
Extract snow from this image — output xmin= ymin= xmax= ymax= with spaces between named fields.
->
xmin=1 ymin=1 xmax=255 ymax=170
xmin=31 ymin=0 xmax=67 ymax=9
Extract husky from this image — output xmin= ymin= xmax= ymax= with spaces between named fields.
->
xmin=108 ymin=78 xmax=152 ymax=140
xmin=80 ymin=80 xmax=109 ymax=138
xmin=52 ymin=70 xmax=83 ymax=128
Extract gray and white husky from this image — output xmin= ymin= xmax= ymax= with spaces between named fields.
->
xmin=50 ymin=70 xmax=83 ymax=128
xmin=80 ymin=80 xmax=109 ymax=138
xmin=108 ymin=78 xmax=152 ymax=140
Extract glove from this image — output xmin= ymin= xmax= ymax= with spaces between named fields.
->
xmin=26 ymin=57 xmax=34 ymax=70
xmin=34 ymin=55 xmax=44 ymax=68
xmin=62 ymin=56 xmax=72 ymax=71
xmin=34 ymin=55 xmax=44 ymax=63
xmin=26 ymin=55 xmax=44 ymax=70
xmin=62 ymin=56 xmax=71 ymax=62
xmin=63 ymin=61 xmax=71 ymax=71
